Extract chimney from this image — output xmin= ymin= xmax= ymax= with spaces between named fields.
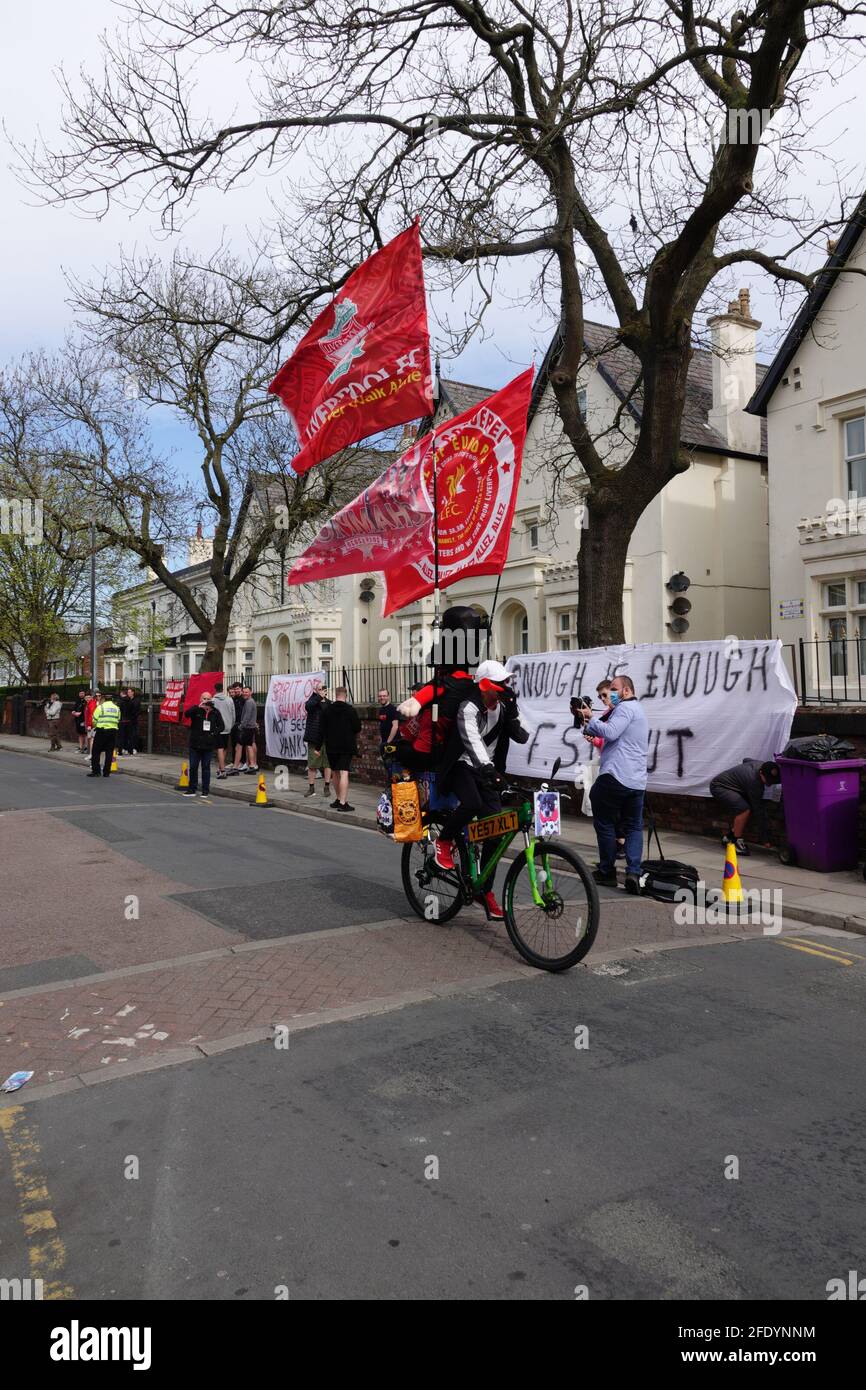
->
xmin=707 ymin=287 xmax=762 ymax=454
xmin=187 ymin=521 xmax=213 ymax=567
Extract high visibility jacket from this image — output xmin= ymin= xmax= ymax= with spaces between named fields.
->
xmin=92 ymin=700 xmax=121 ymax=731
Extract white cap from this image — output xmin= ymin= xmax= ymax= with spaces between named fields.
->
xmin=475 ymin=660 xmax=514 ymax=687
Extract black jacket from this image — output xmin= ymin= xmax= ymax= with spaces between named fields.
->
xmin=320 ymin=700 xmax=361 ymax=755
xmin=304 ymin=691 xmax=329 ymax=746
xmin=184 ymin=704 xmax=225 ymax=752
xmin=438 ymin=681 xmax=528 ymax=783
xmin=125 ymin=695 xmax=141 ymax=722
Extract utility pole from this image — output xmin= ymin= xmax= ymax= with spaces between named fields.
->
xmin=147 ymin=598 xmax=156 ymax=754
xmin=89 ymin=512 xmax=97 ymax=691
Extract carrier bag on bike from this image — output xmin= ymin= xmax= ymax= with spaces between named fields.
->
xmin=392 ymin=778 xmax=424 ymax=842
xmin=639 ymin=812 xmax=699 ymax=903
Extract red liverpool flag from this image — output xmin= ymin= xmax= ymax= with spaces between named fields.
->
xmin=383 ymin=367 xmax=534 ymax=614
xmin=285 ymin=367 xmax=534 ymax=616
xmin=269 ymin=223 xmax=433 ymax=475
xmin=286 ymin=440 xmax=431 ymax=586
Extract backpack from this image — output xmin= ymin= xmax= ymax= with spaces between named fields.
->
xmin=639 ymin=814 xmax=699 ymax=903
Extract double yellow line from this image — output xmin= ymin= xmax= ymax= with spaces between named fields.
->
xmin=0 ymin=1105 xmax=74 ymax=1299
xmin=775 ymin=936 xmax=859 ymax=967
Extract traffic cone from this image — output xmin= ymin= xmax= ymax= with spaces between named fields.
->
xmin=176 ymin=761 xmax=189 ymax=791
xmin=722 ymin=840 xmax=744 ymax=904
xmin=110 ymin=748 xmax=119 ymax=773
xmin=251 ymin=772 xmax=271 ymax=809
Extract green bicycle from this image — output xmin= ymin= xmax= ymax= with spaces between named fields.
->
xmin=400 ymin=759 xmax=599 ymax=972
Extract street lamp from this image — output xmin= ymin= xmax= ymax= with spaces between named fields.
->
xmin=66 ymin=456 xmax=98 ymax=690
xmin=147 ymin=598 xmax=156 ymax=754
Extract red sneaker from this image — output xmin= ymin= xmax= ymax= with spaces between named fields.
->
xmin=480 ymin=890 xmax=504 ymax=921
xmin=434 ymin=839 xmax=455 ymax=870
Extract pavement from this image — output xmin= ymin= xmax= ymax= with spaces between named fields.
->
xmin=3 ymin=731 xmax=866 ymax=935
xmin=2 ymin=739 xmax=865 ymax=1300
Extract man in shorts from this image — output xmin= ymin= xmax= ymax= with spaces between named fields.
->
xmin=231 ymin=685 xmax=259 ymax=775
xmin=709 ymin=759 xmax=781 ymax=855
xmin=212 ymin=681 xmax=236 ymax=780
xmin=303 ymin=678 xmax=332 ymax=798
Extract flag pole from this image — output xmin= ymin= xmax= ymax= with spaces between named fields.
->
xmin=431 ymin=352 xmax=441 ymax=723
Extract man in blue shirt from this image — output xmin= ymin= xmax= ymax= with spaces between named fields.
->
xmin=581 ymin=674 xmax=649 ymax=893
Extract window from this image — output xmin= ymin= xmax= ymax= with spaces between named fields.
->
xmin=319 ymin=641 xmax=332 ymax=656
xmin=527 ymin=523 xmax=539 ymax=551
xmin=577 ymin=388 xmax=587 ymax=418
xmin=845 ymin=417 xmax=866 ymax=498
xmin=556 ymin=608 xmax=577 ymax=651
xmin=520 ymin=614 xmax=529 ymax=655
xmin=819 ymin=576 xmax=866 ymax=679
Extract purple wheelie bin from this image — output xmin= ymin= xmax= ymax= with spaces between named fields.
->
xmin=775 ymin=755 xmax=866 ymax=871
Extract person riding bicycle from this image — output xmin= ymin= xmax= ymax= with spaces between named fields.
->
xmin=432 ymin=660 xmax=530 ymax=921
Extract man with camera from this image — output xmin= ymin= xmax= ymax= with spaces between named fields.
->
xmin=578 ymin=674 xmax=649 ymax=894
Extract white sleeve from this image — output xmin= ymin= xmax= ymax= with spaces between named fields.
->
xmin=457 ymin=699 xmax=491 ymax=768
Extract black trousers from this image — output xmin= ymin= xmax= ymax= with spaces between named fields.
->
xmin=119 ymin=720 xmax=137 ymax=753
xmin=91 ymin=729 xmax=116 ymax=776
xmin=438 ymin=763 xmax=501 ymax=842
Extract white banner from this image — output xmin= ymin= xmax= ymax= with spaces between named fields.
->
xmin=506 ymin=640 xmax=797 ymax=796
xmin=264 ymin=671 xmax=326 ymax=761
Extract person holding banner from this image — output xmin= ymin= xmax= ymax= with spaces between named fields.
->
xmin=581 ymin=675 xmax=649 ymax=893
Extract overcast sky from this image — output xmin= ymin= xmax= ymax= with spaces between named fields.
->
xmin=3 ymin=2 xmax=865 ymax=480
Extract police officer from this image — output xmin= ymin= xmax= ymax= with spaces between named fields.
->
xmin=87 ymin=691 xmax=121 ymax=778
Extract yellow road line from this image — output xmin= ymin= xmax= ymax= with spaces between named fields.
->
xmin=786 ymin=935 xmax=864 ymax=959
xmin=775 ymin=939 xmax=854 ymax=966
xmin=0 ymin=1105 xmax=74 ymax=1299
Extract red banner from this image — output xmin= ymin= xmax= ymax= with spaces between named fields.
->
xmin=159 ymin=679 xmax=186 ymax=724
xmin=383 ymin=367 xmax=534 ymax=614
xmin=182 ymin=672 xmax=224 ymax=727
xmin=268 ymin=224 xmax=433 ymax=475
xmin=286 ymin=368 xmax=534 ymax=616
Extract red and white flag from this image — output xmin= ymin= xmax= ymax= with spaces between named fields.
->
xmin=268 ymin=223 xmax=433 ymax=475
xmin=383 ymin=367 xmax=534 ymax=614
xmin=286 ymin=367 xmax=534 ymax=616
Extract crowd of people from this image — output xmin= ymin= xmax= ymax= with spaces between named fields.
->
xmin=38 ymin=643 xmax=779 ymax=871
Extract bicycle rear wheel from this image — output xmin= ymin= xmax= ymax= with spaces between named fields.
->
xmin=503 ymin=842 xmax=599 ymax=971
xmin=401 ymin=826 xmax=466 ymax=924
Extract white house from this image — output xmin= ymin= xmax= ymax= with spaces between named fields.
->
xmin=117 ymin=299 xmax=772 ymax=691
xmin=746 ymin=192 xmax=866 ymax=698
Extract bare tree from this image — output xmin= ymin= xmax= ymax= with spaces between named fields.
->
xmin=18 ymin=0 xmax=866 ymax=643
xmin=19 ymin=253 xmax=382 ymax=670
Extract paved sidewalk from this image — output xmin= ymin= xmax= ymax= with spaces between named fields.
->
xmin=4 ymin=732 xmax=865 ymax=934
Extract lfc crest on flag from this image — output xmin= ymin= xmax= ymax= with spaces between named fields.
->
xmin=319 ymin=299 xmax=370 ymax=382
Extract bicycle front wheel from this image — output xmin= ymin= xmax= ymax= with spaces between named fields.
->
xmin=503 ymin=841 xmax=599 ymax=971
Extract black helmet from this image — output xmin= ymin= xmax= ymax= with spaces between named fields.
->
xmin=429 ymin=605 xmax=485 ymax=671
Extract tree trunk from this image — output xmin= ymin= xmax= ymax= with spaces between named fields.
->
xmin=199 ymin=610 xmax=231 ymax=673
xmin=577 ymin=486 xmax=644 ymax=648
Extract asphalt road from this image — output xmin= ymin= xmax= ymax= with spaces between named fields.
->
xmin=1 ymin=748 xmax=864 ymax=1300
xmin=1 ymin=945 xmax=863 ymax=1300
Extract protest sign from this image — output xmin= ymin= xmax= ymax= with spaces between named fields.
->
xmin=506 ymin=640 xmax=797 ymax=796
xmin=159 ymin=679 xmax=186 ymax=724
xmin=264 ymin=671 xmax=326 ymax=760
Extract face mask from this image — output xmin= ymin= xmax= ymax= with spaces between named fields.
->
xmin=609 ymin=691 xmax=621 ymax=706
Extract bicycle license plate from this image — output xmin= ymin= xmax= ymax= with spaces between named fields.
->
xmin=467 ymin=809 xmax=519 ymax=843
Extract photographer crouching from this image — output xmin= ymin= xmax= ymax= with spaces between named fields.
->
xmin=578 ymin=675 xmax=649 ymax=894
